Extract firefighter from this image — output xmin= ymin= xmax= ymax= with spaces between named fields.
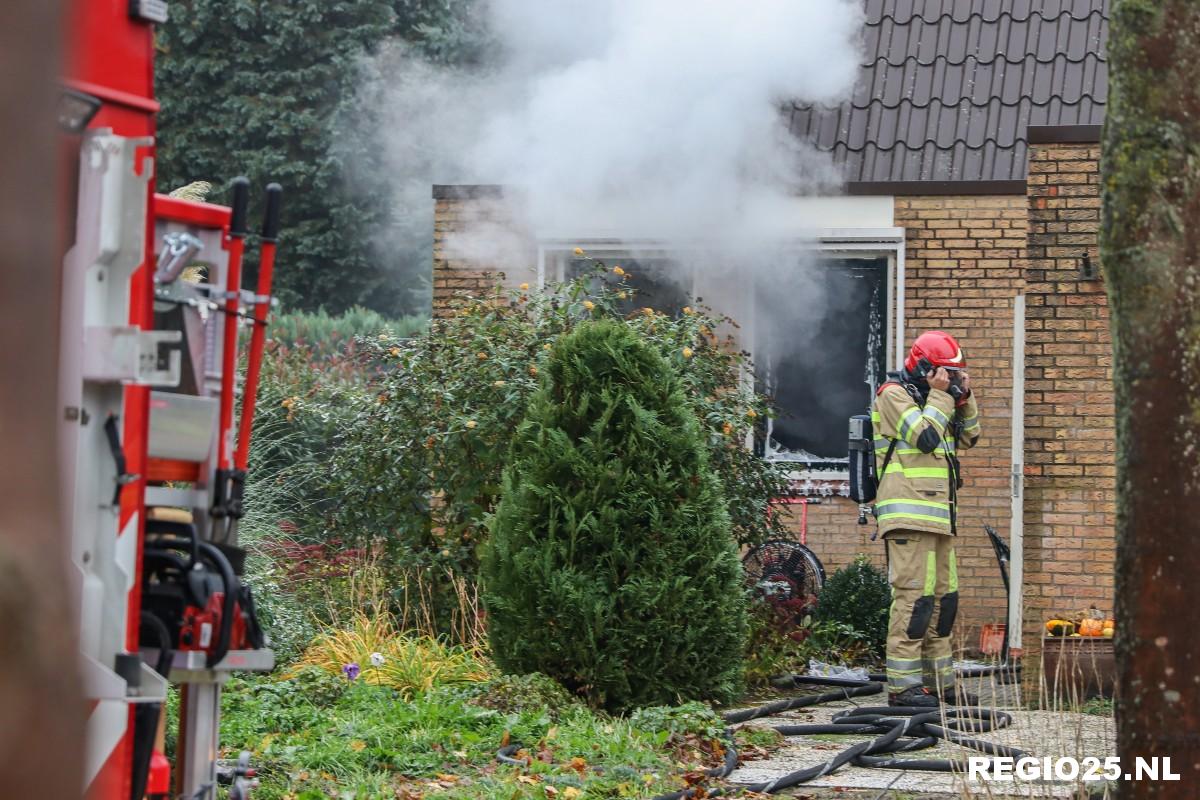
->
xmin=871 ymin=331 xmax=981 ymax=707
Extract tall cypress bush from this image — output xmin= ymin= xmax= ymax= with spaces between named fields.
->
xmin=482 ymin=320 xmax=747 ymax=712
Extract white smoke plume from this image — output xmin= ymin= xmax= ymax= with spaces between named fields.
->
xmin=368 ymin=0 xmax=864 ymax=260
xmin=363 ymin=1 xmax=871 ymax=461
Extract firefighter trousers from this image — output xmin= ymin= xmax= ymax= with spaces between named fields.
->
xmin=884 ymin=530 xmax=958 ymax=695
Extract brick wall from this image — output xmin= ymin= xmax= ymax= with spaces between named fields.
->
xmin=1022 ymin=141 xmax=1115 ymax=655
xmin=771 ymin=499 xmax=883 ymax=575
xmin=432 ymin=186 xmax=535 ymax=318
xmin=902 ymin=195 xmax=1026 ymax=642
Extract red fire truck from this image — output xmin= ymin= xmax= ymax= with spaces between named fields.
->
xmin=62 ymin=2 xmax=278 ymax=797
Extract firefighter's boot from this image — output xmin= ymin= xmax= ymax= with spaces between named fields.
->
xmin=888 ymin=686 xmax=939 ymax=708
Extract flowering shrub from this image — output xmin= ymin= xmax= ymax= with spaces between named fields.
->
xmin=325 ymin=263 xmax=790 ymax=598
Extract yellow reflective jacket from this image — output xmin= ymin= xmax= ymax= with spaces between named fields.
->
xmin=871 ymin=380 xmax=981 ymax=536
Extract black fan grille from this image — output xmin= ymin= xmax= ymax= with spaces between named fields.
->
xmin=743 ymin=539 xmax=825 ymax=615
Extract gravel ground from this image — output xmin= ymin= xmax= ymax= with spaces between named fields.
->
xmin=726 ymin=673 xmax=1116 ymax=799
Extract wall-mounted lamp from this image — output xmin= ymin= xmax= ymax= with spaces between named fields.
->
xmin=1079 ymin=252 xmax=1097 ymax=281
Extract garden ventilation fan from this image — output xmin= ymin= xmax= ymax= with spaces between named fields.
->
xmin=742 ymin=539 xmax=825 ymax=615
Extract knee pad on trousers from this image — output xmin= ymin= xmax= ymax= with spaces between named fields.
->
xmin=936 ymin=591 xmax=959 ymax=637
xmin=906 ymin=595 xmax=935 ymax=639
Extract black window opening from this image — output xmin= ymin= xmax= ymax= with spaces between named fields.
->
xmin=755 ymin=257 xmax=888 ymax=471
xmin=565 ymin=255 xmax=691 ymax=318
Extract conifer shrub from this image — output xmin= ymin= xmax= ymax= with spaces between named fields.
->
xmin=813 ymin=555 xmax=890 ymax=659
xmin=482 ymin=320 xmax=748 ymax=712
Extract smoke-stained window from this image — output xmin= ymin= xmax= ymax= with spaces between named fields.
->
xmin=549 ymin=246 xmax=890 ymax=474
xmin=755 ymin=258 xmax=887 ymax=471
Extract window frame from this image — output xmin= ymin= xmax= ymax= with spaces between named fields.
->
xmin=536 ymin=229 xmax=907 ymax=486
xmin=538 ymin=240 xmax=698 ymax=301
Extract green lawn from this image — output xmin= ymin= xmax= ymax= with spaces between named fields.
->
xmin=199 ymin=669 xmax=775 ymax=799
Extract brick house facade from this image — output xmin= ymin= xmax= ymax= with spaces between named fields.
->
xmin=430 ymin=130 xmax=1115 ymax=660
xmin=429 ymin=2 xmax=1115 ymax=662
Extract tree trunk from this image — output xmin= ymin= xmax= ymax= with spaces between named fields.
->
xmin=1101 ymin=1 xmax=1200 ymax=793
xmin=0 ymin=1 xmax=84 ymax=797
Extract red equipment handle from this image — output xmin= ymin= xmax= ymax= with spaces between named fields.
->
xmin=234 ymin=183 xmax=282 ymax=471
xmin=217 ymin=177 xmax=250 ymax=471
xmin=801 ymin=499 xmax=808 ymax=546
xmin=766 ymin=495 xmax=821 ymax=546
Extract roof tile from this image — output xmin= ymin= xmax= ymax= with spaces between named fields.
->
xmin=795 ymin=0 xmax=1109 ymax=182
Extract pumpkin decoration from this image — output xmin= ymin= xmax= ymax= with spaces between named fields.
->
xmin=1046 ymin=619 xmax=1075 ymax=637
xmin=1078 ymin=618 xmax=1105 ymax=637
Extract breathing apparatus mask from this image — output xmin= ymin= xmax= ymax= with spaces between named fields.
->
xmin=912 ymin=357 xmax=966 ymax=401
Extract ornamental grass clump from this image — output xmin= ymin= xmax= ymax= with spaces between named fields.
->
xmin=290 ymin=612 xmax=493 ymax=699
xmin=482 ymin=320 xmax=748 ymax=712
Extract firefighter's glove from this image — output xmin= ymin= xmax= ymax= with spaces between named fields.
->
xmin=954 ymin=370 xmax=972 ymax=407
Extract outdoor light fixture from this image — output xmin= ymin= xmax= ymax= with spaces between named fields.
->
xmin=1080 ymin=252 xmax=1097 ymax=281
xmin=129 ymin=0 xmax=169 ymax=24
xmin=57 ymin=88 xmax=103 ymax=134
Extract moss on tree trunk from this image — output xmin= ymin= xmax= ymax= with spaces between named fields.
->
xmin=1101 ymin=0 xmax=1200 ymax=792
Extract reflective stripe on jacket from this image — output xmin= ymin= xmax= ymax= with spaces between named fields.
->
xmin=871 ymin=383 xmax=981 ymax=536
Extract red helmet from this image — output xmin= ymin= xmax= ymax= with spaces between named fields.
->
xmin=905 ymin=331 xmax=965 ymax=373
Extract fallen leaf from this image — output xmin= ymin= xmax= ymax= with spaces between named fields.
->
xmin=562 ymin=789 xmax=581 ymax=799
xmin=568 ymin=757 xmax=587 ymax=775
